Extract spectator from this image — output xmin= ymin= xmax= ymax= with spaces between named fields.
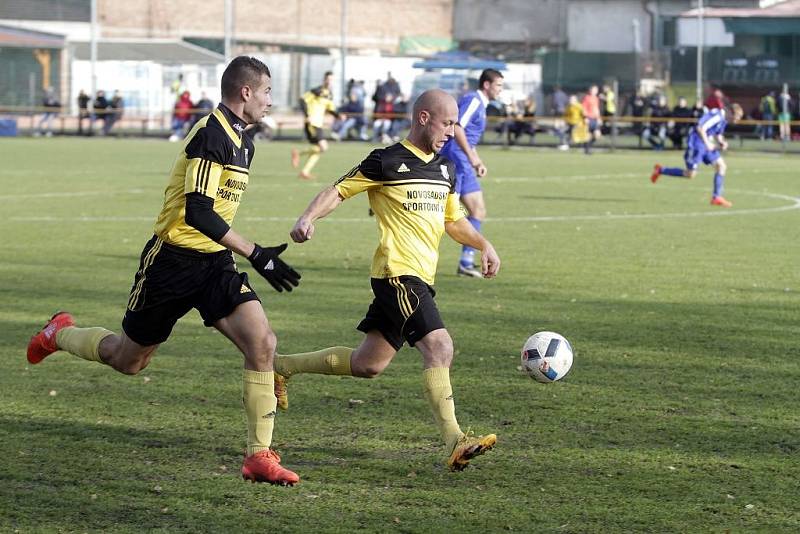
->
xmin=668 ymin=96 xmax=694 ymax=149
xmin=758 ymin=91 xmax=777 ymax=140
xmin=77 ymin=89 xmax=90 ymax=135
xmin=193 ymin=92 xmax=214 ymax=126
xmin=704 ymin=87 xmax=725 ymax=110
xmin=564 ymin=94 xmax=589 ymax=153
xmin=388 ymin=93 xmax=410 ymax=141
xmin=93 ymin=90 xmax=110 ymax=135
xmin=645 ymin=94 xmax=670 ymax=150
xmin=551 ymin=85 xmax=569 ymax=149
xmin=581 ymin=85 xmax=602 ymax=153
xmin=169 ymin=90 xmax=194 ymax=142
xmin=486 ymin=98 xmax=511 ymax=143
xmin=372 ymin=93 xmax=394 ymax=144
xmin=628 ymin=91 xmax=646 ymax=142
xmin=107 ymin=90 xmax=124 ymax=136
xmin=37 ymin=86 xmax=60 ymax=137
xmin=332 ymin=93 xmax=368 ymax=141
xmin=778 ymin=87 xmax=792 ymax=142
xmin=509 ymin=96 xmax=536 ymax=145
xmin=600 ymin=84 xmax=616 ymax=135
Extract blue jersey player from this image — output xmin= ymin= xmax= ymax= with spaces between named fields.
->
xmin=440 ymin=69 xmax=504 ymax=277
xmin=650 ymin=103 xmax=744 ymax=207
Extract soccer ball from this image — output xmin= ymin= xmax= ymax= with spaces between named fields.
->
xmin=521 ymin=331 xmax=574 ymax=383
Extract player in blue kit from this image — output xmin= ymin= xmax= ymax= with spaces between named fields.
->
xmin=440 ymin=68 xmax=504 ymax=277
xmin=650 ymin=103 xmax=743 ymax=207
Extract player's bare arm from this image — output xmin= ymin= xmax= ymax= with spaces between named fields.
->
xmin=445 ymin=218 xmax=500 ymax=278
xmin=454 ymin=123 xmax=486 ymax=176
xmin=291 ymin=185 xmax=344 ymax=243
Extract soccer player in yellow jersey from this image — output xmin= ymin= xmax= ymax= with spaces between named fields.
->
xmin=26 ymin=56 xmax=303 ymax=486
xmin=276 ymin=89 xmax=501 ymax=471
xmin=291 ymin=71 xmax=342 ymax=180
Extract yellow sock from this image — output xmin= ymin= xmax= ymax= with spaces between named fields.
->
xmin=275 ymin=346 xmax=352 ymax=378
xmin=423 ymin=367 xmax=463 ymax=451
xmin=243 ymin=370 xmax=277 ymax=455
xmin=302 ymin=151 xmax=321 ymax=174
xmin=55 ymin=326 xmax=113 ymax=363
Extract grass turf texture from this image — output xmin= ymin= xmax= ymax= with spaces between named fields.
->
xmin=1 ymin=138 xmax=798 ymax=532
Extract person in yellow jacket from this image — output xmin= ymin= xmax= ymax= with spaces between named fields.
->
xmin=564 ymin=94 xmax=589 ymax=152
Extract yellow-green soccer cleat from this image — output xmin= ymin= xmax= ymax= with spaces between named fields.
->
xmin=274 ymin=372 xmax=289 ymax=410
xmin=447 ymin=433 xmax=497 ymax=471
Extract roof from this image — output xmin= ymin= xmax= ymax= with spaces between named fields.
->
xmin=412 ymin=51 xmax=507 ymax=71
xmin=681 ymin=0 xmax=800 ymax=17
xmin=71 ymin=39 xmax=224 ymax=64
xmin=0 ymin=24 xmax=65 ymax=48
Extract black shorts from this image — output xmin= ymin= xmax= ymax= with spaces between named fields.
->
xmin=122 ymin=236 xmax=260 ymax=346
xmin=357 ymin=276 xmax=445 ymax=350
xmin=304 ymin=124 xmax=324 ymax=144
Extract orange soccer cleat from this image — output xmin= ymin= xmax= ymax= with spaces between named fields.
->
xmin=650 ymin=164 xmax=662 ymax=184
xmin=27 ymin=311 xmax=74 ymax=364
xmin=241 ymin=449 xmax=300 ymax=486
xmin=447 ymin=432 xmax=497 ymax=471
xmin=710 ymin=196 xmax=733 ymax=208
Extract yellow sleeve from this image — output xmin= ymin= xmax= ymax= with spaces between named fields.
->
xmin=326 ymin=99 xmax=336 ymax=114
xmin=334 ymin=169 xmax=381 ymax=199
xmin=445 ymin=193 xmax=466 ymax=223
xmin=185 ymin=157 xmax=224 ymax=198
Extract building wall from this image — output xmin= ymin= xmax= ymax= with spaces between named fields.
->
xmin=567 ymin=0 xmax=651 ymax=53
xmin=98 ymin=0 xmax=453 ymax=52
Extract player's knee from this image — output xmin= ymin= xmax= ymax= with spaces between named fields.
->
xmin=318 ymin=141 xmax=328 ymax=152
xmin=351 ymin=361 xmax=385 ymax=378
xmin=686 ymin=170 xmax=696 ymax=179
xmin=717 ymin=161 xmax=727 ymax=174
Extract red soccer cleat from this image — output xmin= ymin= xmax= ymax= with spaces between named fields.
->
xmin=27 ymin=311 xmax=74 ymax=364
xmin=290 ymin=148 xmax=300 ymax=169
xmin=650 ymin=164 xmax=662 ymax=184
xmin=710 ymin=196 xmax=733 ymax=208
xmin=242 ymin=449 xmax=300 ymax=486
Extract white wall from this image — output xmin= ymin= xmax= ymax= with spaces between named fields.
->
xmin=677 ymin=18 xmax=735 ymax=47
xmin=567 ymin=0 xmax=650 ymax=53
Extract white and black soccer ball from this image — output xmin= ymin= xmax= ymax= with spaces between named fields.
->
xmin=521 ymin=331 xmax=574 ymax=383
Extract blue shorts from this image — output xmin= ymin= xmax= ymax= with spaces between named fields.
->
xmin=449 ymin=152 xmax=481 ymax=196
xmin=684 ymin=142 xmax=720 ymax=171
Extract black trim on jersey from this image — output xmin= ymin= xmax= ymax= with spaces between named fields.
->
xmin=185 ymin=193 xmax=230 ymax=242
xmin=216 ymin=103 xmax=246 ymax=138
xmin=350 ymin=143 xmax=457 ymax=193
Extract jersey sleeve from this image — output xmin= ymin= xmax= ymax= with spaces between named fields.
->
xmin=444 ymin=192 xmax=466 ymax=223
xmin=458 ymin=95 xmax=481 ymax=126
xmin=183 ymin=127 xmax=226 ymax=198
xmin=334 ymin=149 xmax=383 ymax=199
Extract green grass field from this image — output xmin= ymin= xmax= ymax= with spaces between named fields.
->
xmin=1 ymin=138 xmax=799 ymax=532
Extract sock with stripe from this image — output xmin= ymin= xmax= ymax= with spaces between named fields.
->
xmin=243 ymin=370 xmax=277 ymax=455
xmin=274 ymin=346 xmax=353 ymax=378
xmin=423 ymin=367 xmax=463 ymax=451
xmin=460 ymin=216 xmax=481 ymax=267
xmin=56 ymin=326 xmax=114 ymax=363
xmin=661 ymin=167 xmax=685 ymax=177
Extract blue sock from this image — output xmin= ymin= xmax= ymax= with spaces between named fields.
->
xmin=460 ymin=217 xmax=482 ymax=267
xmin=661 ymin=167 xmax=684 ymax=177
xmin=713 ymin=173 xmax=724 ymax=197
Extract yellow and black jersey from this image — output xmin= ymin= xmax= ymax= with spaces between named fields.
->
xmin=335 ymin=139 xmax=465 ymax=285
xmin=154 ymin=104 xmax=254 ymax=252
xmin=301 ymin=86 xmax=337 ymax=128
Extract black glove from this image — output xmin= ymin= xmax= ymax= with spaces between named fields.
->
xmin=248 ymin=243 xmax=301 ymax=293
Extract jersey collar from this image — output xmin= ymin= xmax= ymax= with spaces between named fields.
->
xmin=214 ymin=103 xmax=246 ymax=148
xmin=477 ymin=89 xmax=489 ymax=108
xmin=400 ymin=138 xmax=435 ymax=163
